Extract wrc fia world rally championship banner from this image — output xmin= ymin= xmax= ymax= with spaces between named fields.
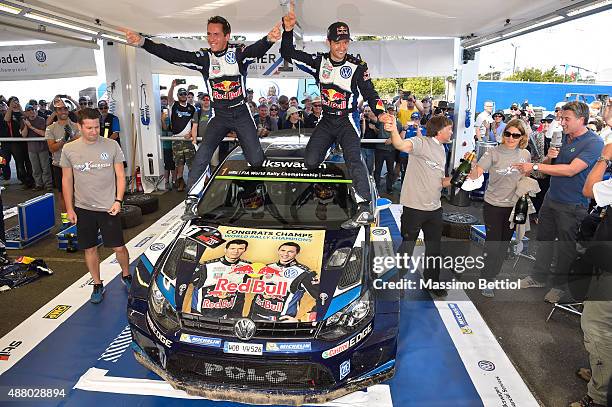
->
xmin=0 ymin=44 xmax=97 ymax=81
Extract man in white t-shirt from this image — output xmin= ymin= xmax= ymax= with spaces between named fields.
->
xmin=474 ymin=101 xmax=494 ymax=142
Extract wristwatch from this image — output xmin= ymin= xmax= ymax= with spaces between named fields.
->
xmin=532 ymin=164 xmax=539 ymax=171
xmin=597 ymin=156 xmax=611 ymax=167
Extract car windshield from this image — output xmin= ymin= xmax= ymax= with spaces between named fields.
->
xmin=196 ymin=177 xmax=356 ymax=229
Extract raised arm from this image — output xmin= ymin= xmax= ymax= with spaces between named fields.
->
xmin=123 ymin=29 xmax=208 ymax=72
xmin=280 ymin=4 xmax=319 ymax=71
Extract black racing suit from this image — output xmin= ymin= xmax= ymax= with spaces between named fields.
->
xmin=248 ymin=260 xmax=319 ymax=321
xmin=280 ymin=29 xmax=385 ymax=201
xmin=142 ymin=37 xmax=275 ymax=193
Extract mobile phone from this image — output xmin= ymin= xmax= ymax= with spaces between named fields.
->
xmin=175 ymin=79 xmax=186 ymax=85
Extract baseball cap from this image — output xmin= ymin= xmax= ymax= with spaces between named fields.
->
xmin=311 ymin=96 xmax=322 ymax=104
xmin=38 ymin=99 xmax=47 ymax=105
xmin=327 ymin=22 xmax=351 ymax=42
xmin=97 ymin=100 xmax=108 ymax=107
xmin=24 ymin=104 xmax=35 ymax=111
xmin=410 ymin=111 xmax=421 ymax=119
xmin=28 ymin=99 xmax=38 ymax=105
xmin=177 ymin=87 xmax=188 ymax=94
xmin=544 ymin=114 xmax=555 ymax=121
xmin=286 ymin=106 xmax=301 ymax=116
xmin=492 ymin=110 xmax=505 ymax=118
xmin=301 ymin=96 xmax=312 ymax=104
xmin=78 ymin=96 xmax=89 ymax=102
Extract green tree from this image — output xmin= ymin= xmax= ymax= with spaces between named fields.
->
xmin=504 ymin=66 xmax=565 ymax=82
xmin=401 ymin=77 xmax=445 ymax=98
xmin=372 ymin=78 xmax=403 ymax=97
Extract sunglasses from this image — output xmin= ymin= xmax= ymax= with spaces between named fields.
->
xmin=270 ymin=108 xmax=278 ymax=111
xmin=99 ymin=106 xmax=109 ymax=110
xmin=503 ymin=131 xmax=522 ymax=139
xmin=313 ymin=104 xmax=322 ymax=107
xmin=493 ymin=115 xmax=503 ymax=118
xmin=79 ymin=102 xmax=88 ymax=106
xmin=540 ymin=119 xmax=553 ymax=124
xmin=177 ymin=92 xmax=188 ymax=96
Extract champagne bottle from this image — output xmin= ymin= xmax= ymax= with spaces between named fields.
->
xmin=513 ymin=194 xmax=529 ymax=224
xmin=450 ymin=151 xmax=476 ymax=188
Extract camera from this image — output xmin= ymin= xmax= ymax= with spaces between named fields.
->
xmin=175 ymin=79 xmax=186 ymax=85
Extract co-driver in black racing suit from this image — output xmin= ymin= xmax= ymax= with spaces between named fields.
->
xmin=280 ymin=13 xmax=390 ymax=228
xmin=124 ymin=17 xmax=282 ymax=217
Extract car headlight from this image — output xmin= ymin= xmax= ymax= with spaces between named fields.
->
xmin=149 ymin=279 xmax=179 ymax=332
xmin=318 ymin=290 xmax=373 ymax=340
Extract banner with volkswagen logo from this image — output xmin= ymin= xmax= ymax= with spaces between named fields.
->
xmin=0 ymin=44 xmax=96 ymax=81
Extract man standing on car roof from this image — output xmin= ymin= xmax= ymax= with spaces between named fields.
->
xmin=123 ymin=17 xmax=282 ymax=211
xmin=281 ymin=3 xmax=392 ymax=229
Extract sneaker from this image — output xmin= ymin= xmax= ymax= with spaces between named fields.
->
xmin=429 ymin=288 xmax=448 ymax=298
xmin=176 ymin=177 xmax=185 ymax=192
xmin=121 ymin=274 xmax=132 ymax=291
xmin=341 ymin=203 xmax=374 ymax=229
xmin=90 ymin=283 xmax=105 ymax=304
xmin=481 ymin=288 xmax=495 ymax=297
xmin=569 ymin=395 xmax=606 ymax=407
xmin=519 ymin=276 xmax=546 ymax=289
xmin=544 ymin=288 xmax=565 ymax=304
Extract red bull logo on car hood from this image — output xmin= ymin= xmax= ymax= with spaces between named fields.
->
xmin=212 ymin=278 xmax=288 ymax=297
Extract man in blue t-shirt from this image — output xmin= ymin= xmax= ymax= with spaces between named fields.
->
xmin=513 ymin=101 xmax=604 ymax=303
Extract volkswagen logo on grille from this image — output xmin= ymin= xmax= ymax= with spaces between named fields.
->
xmin=234 ymin=318 xmax=256 ymax=341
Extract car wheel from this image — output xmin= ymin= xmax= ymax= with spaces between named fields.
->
xmin=120 ymin=204 xmax=143 ymax=229
xmin=124 ymin=193 xmax=159 ymax=214
xmin=442 ymin=212 xmax=479 ymax=239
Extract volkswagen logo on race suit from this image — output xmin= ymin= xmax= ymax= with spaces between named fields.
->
xmin=234 ymin=318 xmax=256 ymax=341
xmin=225 ymin=51 xmax=237 ymax=64
xmin=340 ymin=66 xmax=353 ymax=79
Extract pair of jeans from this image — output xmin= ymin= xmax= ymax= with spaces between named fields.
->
xmin=531 ymin=193 xmax=587 ymax=288
xmin=374 ymin=149 xmax=396 ymax=192
xmin=29 ymin=151 xmax=52 ymax=188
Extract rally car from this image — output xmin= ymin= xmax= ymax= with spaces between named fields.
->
xmin=127 ymin=136 xmax=399 ymax=405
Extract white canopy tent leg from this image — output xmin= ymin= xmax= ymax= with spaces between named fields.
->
xmin=102 ymin=41 xmax=163 ymax=193
xmin=451 ymin=48 xmax=480 ymax=170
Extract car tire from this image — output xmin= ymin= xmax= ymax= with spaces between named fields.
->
xmin=124 ymin=193 xmax=159 ymax=215
xmin=442 ymin=212 xmax=479 ymax=239
xmin=120 ymin=205 xmax=143 ymax=229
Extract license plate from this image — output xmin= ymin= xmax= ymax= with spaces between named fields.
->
xmin=223 ymin=342 xmax=263 ymax=355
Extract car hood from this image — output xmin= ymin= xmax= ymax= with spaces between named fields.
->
xmin=146 ymin=222 xmax=366 ymax=323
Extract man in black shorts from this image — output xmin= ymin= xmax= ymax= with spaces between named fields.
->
xmin=60 ymin=108 xmax=130 ymax=304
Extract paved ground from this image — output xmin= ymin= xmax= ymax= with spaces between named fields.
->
xmin=1 ymin=180 xmax=589 ymax=407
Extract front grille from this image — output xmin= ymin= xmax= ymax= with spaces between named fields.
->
xmin=181 ymin=313 xmax=319 ymax=339
xmin=167 ymin=352 xmax=335 ymax=391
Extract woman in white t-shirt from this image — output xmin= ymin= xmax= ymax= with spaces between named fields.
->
xmin=469 ymin=119 xmax=531 ymax=297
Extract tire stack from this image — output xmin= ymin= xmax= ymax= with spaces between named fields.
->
xmin=119 ymin=193 xmax=159 ymax=229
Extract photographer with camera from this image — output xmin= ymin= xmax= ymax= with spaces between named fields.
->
xmin=4 ymin=97 xmax=34 ymax=189
xmin=396 ymin=91 xmax=424 ymax=128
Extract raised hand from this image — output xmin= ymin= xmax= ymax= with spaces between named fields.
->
xmin=120 ymin=28 xmax=143 ymax=46
xmin=283 ymin=0 xmax=296 ymax=31
xmin=267 ymin=22 xmax=282 ymax=43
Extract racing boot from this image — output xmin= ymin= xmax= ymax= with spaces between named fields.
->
xmin=341 ymin=202 xmax=374 ymax=229
xmin=181 ymin=195 xmax=199 ymax=221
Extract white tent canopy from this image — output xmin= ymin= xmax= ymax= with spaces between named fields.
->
xmin=1 ymin=0 xmax=610 ymax=47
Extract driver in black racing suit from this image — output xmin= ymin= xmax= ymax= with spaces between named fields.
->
xmin=249 ymin=242 xmax=319 ymax=321
xmin=281 ymin=6 xmax=392 ymax=228
xmin=123 ymin=17 xmax=282 ymax=217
